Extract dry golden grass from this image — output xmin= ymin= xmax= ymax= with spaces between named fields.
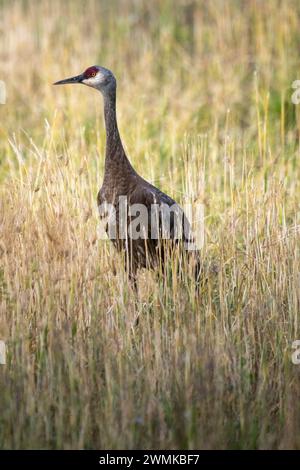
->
xmin=1 ymin=0 xmax=300 ymax=449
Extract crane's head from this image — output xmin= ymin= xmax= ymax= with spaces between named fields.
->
xmin=54 ymin=66 xmax=116 ymax=94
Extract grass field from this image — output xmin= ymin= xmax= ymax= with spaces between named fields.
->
xmin=1 ymin=0 xmax=300 ymax=449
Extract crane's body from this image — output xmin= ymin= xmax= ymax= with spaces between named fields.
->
xmin=54 ymin=66 xmax=199 ymax=281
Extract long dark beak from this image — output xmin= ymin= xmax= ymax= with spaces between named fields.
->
xmin=53 ymin=73 xmax=84 ymax=85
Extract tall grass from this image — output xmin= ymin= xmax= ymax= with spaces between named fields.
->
xmin=0 ymin=0 xmax=300 ymax=449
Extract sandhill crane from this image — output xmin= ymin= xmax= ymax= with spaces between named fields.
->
xmin=54 ymin=66 xmax=200 ymax=284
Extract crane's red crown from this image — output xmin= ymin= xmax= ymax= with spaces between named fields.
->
xmin=84 ymin=66 xmax=98 ymax=79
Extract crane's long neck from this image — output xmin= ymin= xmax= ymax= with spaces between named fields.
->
xmin=103 ymin=88 xmax=133 ymax=179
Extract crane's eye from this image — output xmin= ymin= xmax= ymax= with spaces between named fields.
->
xmin=91 ymin=72 xmax=96 ymax=77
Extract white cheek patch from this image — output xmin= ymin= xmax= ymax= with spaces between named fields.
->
xmin=82 ymin=77 xmax=98 ymax=87
xmin=83 ymin=73 xmax=105 ymax=88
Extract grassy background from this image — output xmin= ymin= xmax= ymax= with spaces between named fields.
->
xmin=1 ymin=0 xmax=300 ymax=449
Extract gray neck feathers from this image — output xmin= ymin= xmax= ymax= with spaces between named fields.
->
xmin=102 ymin=88 xmax=134 ymax=181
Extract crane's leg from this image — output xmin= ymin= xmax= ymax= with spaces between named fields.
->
xmin=128 ymin=271 xmax=138 ymax=292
